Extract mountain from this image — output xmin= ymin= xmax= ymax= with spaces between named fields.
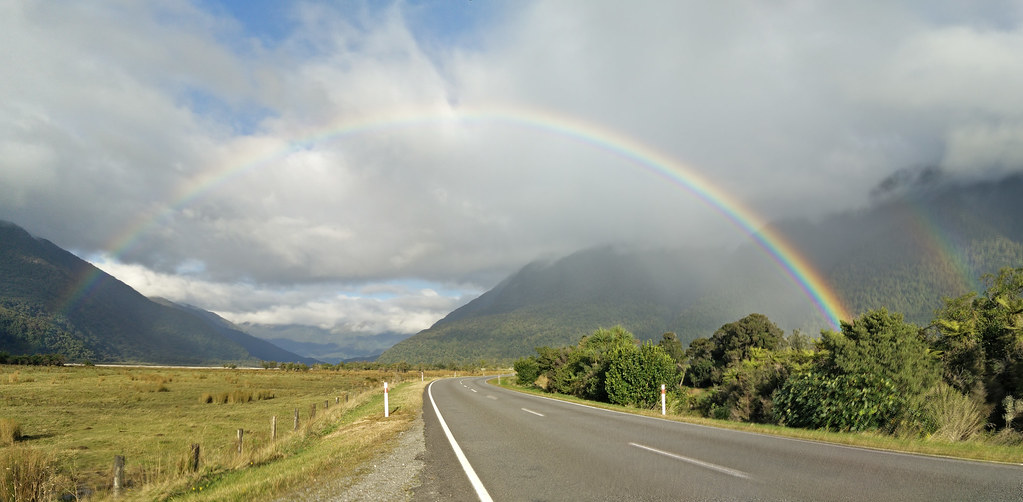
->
xmin=152 ymin=300 xmax=320 ymax=365
xmin=237 ymin=323 xmax=412 ymax=364
xmin=0 ymin=220 xmax=313 ymax=365
xmin=379 ymin=174 xmax=1023 ymax=365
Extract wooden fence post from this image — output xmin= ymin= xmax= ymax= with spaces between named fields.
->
xmin=294 ymin=408 xmax=299 ymax=430
xmin=189 ymin=444 xmax=200 ymax=472
xmin=272 ymin=416 xmax=277 ymax=441
xmin=335 ymin=396 xmax=340 ymax=405
xmin=324 ymin=399 xmax=329 ymax=410
xmin=237 ymin=429 xmax=244 ymax=454
xmin=113 ymin=455 xmax=125 ymax=495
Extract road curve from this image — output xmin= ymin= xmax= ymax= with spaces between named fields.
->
xmin=415 ymin=376 xmax=1023 ymax=501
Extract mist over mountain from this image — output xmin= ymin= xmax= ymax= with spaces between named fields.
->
xmin=0 ymin=220 xmax=314 ymax=365
xmin=379 ymin=174 xmax=1023 ymax=365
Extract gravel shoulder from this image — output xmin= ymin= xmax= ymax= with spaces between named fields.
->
xmin=277 ymin=410 xmax=427 ymax=502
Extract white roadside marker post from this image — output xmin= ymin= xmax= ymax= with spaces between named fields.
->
xmin=661 ymin=384 xmax=666 ymax=415
xmin=384 ymin=382 xmax=389 ymax=418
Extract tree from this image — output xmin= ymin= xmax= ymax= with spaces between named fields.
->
xmin=781 ymin=329 xmax=811 ymax=352
xmin=710 ymin=313 xmax=784 ymax=367
xmin=535 ymin=326 xmax=637 ymax=400
xmin=932 ymin=267 xmax=1023 ymax=426
xmin=818 ymin=308 xmax=939 ymax=400
xmin=684 ymin=337 xmax=715 ymax=387
xmin=685 ymin=313 xmax=784 ymax=388
xmin=790 ymin=308 xmax=941 ymax=433
xmin=657 ymin=332 xmax=686 ymax=373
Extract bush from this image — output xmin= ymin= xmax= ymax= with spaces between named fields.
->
xmin=773 ymin=371 xmax=904 ymax=432
xmin=513 ymin=357 xmax=540 ymax=387
xmin=701 ymin=348 xmax=812 ymax=423
xmin=0 ymin=418 xmax=22 ymax=445
xmin=200 ymin=389 xmax=274 ymax=404
xmin=925 ymin=384 xmax=987 ymax=442
xmin=605 ymin=342 xmax=679 ymax=408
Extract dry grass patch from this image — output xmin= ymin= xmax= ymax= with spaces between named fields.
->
xmin=0 ymin=446 xmax=72 ymax=501
xmin=0 ymin=418 xmax=22 ymax=446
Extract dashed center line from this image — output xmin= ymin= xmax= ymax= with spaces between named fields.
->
xmin=521 ymin=408 xmax=544 ymax=417
xmin=629 ymin=442 xmax=751 ymax=479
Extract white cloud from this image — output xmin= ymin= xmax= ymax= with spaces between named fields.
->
xmin=4 ymin=0 xmax=1023 ymax=339
xmin=90 ymin=254 xmax=475 ymax=334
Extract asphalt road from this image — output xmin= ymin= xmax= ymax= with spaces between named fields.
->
xmin=413 ymin=376 xmax=1023 ymax=502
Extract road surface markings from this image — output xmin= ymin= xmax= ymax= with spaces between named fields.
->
xmin=629 ymin=442 xmax=751 ymax=479
xmin=521 ymin=408 xmax=545 ymax=417
xmin=471 ymin=388 xmax=478 ymax=393
xmin=486 ymin=395 xmax=497 ymax=400
xmin=428 ymin=380 xmax=494 ymax=502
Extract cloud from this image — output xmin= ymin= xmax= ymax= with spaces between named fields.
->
xmin=4 ymin=0 xmax=1023 ymax=335
xmin=89 ymin=254 xmax=476 ymax=334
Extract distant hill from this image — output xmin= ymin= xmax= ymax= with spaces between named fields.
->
xmin=379 ymin=174 xmax=1023 ymax=365
xmin=237 ymin=322 xmax=411 ymax=364
xmin=0 ymin=220 xmax=314 ymax=365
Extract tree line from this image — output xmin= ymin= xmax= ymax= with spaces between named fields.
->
xmin=514 ymin=267 xmax=1023 ymax=440
xmin=0 ymin=352 xmax=68 ymax=366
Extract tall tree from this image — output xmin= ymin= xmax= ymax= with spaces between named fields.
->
xmin=710 ymin=313 xmax=784 ymax=367
xmin=684 ymin=336 xmax=716 ymax=387
xmin=818 ymin=308 xmax=939 ymax=399
xmin=933 ymin=267 xmax=1023 ymax=425
xmin=658 ymin=332 xmax=686 ymax=373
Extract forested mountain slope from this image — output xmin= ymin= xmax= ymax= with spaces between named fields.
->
xmin=0 ymin=220 xmax=313 ymax=365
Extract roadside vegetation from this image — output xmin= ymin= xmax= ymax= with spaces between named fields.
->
xmin=0 ymin=364 xmax=449 ymax=500
xmin=513 ymin=267 xmax=1023 ymax=462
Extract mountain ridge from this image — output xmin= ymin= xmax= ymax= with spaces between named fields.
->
xmin=0 ymin=220 xmax=314 ymax=365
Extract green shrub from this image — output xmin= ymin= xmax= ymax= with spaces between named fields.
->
xmin=702 ymin=348 xmax=812 ymax=423
xmin=513 ymin=357 xmax=540 ymax=387
xmin=605 ymin=342 xmax=679 ymax=408
xmin=773 ymin=371 xmax=904 ymax=432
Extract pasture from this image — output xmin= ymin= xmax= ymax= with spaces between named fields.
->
xmin=0 ymin=364 xmax=441 ymax=500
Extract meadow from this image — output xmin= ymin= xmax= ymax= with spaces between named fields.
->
xmin=0 ymin=364 xmax=447 ymax=501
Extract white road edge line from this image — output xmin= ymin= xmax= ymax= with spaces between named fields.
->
xmin=521 ymin=408 xmax=544 ymax=417
xmin=629 ymin=442 xmax=751 ymax=480
xmin=428 ymin=380 xmax=494 ymax=502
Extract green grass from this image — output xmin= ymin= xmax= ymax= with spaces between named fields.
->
xmin=493 ymin=378 xmax=1023 ymax=465
xmin=0 ymin=364 xmax=441 ymax=500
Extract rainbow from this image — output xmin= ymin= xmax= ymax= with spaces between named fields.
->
xmin=903 ymin=201 xmax=979 ymax=294
xmin=65 ymin=103 xmax=851 ymax=329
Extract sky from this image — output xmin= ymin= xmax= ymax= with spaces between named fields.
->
xmin=3 ymin=0 xmax=1023 ymax=339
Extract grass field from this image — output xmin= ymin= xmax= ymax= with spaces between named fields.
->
xmin=0 ymin=364 xmax=449 ymax=501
